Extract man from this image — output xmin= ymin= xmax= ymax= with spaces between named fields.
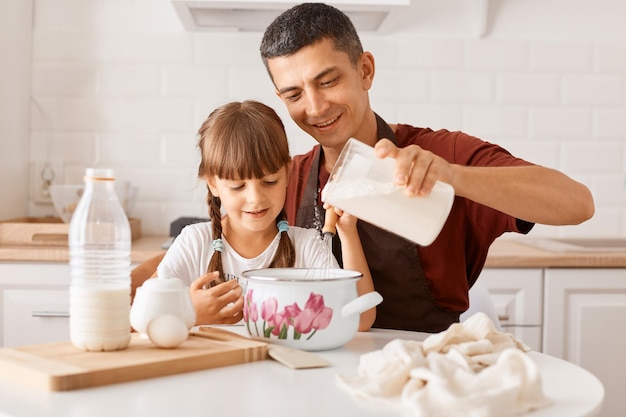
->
xmin=259 ymin=3 xmax=594 ymax=332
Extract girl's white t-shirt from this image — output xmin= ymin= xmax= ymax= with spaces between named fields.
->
xmin=158 ymin=222 xmax=339 ymax=285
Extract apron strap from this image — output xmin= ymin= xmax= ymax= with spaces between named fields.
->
xmin=295 ymin=147 xmax=323 ymax=231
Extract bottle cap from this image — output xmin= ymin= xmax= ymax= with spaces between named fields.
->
xmin=85 ymin=168 xmax=115 ymax=181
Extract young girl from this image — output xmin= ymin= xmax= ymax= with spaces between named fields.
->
xmin=155 ymin=100 xmax=376 ymax=331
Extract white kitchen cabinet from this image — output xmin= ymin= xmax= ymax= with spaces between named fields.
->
xmin=544 ymin=268 xmax=626 ymax=417
xmin=478 ymin=268 xmax=543 ymax=352
xmin=4 ymin=289 xmax=69 ymax=347
xmin=0 ymin=262 xmax=70 ymax=347
xmin=0 ymin=261 xmax=144 ymax=348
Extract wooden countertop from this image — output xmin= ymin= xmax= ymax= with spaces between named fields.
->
xmin=484 ymin=238 xmax=626 ymax=268
xmin=1 ymin=236 xmax=625 ymax=268
xmin=0 ymin=236 xmax=168 ymax=264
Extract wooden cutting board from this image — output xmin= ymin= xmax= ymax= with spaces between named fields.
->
xmin=0 ymin=217 xmax=142 ymax=246
xmin=0 ymin=328 xmax=267 ymax=391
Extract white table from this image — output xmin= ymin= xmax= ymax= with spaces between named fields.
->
xmin=0 ymin=327 xmax=604 ymax=417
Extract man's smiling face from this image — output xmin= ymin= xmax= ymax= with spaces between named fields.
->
xmin=268 ymin=38 xmax=374 ymax=154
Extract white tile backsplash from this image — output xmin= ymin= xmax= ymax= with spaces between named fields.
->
xmin=592 ymin=175 xmax=626 ymax=206
xmin=195 ymin=33 xmax=263 ymax=66
xmin=58 ymin=133 xmax=96 ymax=166
xmin=164 ymin=66 xmax=227 ymax=97
xmin=466 ymin=40 xmax=529 ymax=71
xmin=124 ymin=34 xmax=194 ymax=64
xmin=562 ymin=207 xmax=624 ymax=238
xmin=594 ymin=109 xmax=626 ymax=140
xmin=430 ymin=72 xmax=494 ymax=103
xmin=98 ymin=65 xmax=162 ymax=97
xmin=162 ymin=133 xmax=200 ymax=168
xmin=594 ymin=43 xmax=626 ymax=73
xmin=397 ymin=104 xmax=463 ymax=132
xmin=496 ymin=74 xmax=560 ymax=105
xmin=98 ymin=133 xmax=162 ymax=168
xmin=562 ymin=75 xmax=624 ymax=106
xmin=530 ymin=42 xmax=593 ymax=72
xmin=361 ymin=36 xmax=401 ymax=69
xmin=529 ymin=108 xmax=591 ymax=140
xmin=496 ymin=140 xmax=561 ymax=170
xmin=370 ymin=69 xmax=429 ymax=103
xmin=20 ymin=0 xmax=626 ymax=237
xmin=461 ymin=106 xmax=527 ymax=139
xmin=32 ymin=63 xmax=97 ymax=96
xmin=397 ymin=38 xmax=464 ymax=70
xmin=562 ymin=142 xmax=624 ymax=173
xmin=226 ymin=67 xmax=277 ymax=102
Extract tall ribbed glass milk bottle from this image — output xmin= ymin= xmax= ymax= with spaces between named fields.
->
xmin=68 ymin=168 xmax=131 ymax=351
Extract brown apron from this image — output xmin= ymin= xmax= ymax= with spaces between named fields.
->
xmin=295 ymin=114 xmax=459 ymax=332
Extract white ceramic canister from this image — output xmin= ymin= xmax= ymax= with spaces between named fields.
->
xmin=241 ymin=268 xmax=382 ymax=351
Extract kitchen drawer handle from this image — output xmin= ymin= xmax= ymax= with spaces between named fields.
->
xmin=498 ymin=314 xmax=510 ymax=322
xmin=32 ymin=311 xmax=70 ymax=318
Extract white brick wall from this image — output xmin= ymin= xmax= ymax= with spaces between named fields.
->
xmin=25 ymin=0 xmax=626 ymax=238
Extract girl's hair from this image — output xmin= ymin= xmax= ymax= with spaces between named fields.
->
xmin=260 ymin=3 xmax=363 ymax=76
xmin=197 ymin=100 xmax=296 ymax=282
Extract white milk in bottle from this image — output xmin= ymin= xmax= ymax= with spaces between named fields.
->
xmin=68 ymin=168 xmax=132 ymax=351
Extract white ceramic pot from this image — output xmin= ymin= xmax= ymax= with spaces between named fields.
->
xmin=130 ymin=277 xmax=196 ymax=348
xmin=241 ymin=268 xmax=383 ymax=351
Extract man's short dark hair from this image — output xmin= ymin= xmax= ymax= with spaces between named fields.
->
xmin=260 ymin=2 xmax=364 ymax=75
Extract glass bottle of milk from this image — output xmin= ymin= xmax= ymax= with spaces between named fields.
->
xmin=68 ymin=168 xmax=132 ymax=351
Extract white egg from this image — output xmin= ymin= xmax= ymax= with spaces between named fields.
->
xmin=146 ymin=314 xmax=189 ymax=348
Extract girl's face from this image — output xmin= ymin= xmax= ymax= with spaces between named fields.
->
xmin=207 ymin=166 xmax=289 ymax=236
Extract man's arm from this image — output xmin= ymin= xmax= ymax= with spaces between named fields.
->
xmin=450 ymin=164 xmax=594 ymax=225
xmin=375 ymin=139 xmax=594 ymax=226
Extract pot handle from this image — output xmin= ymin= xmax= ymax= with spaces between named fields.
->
xmin=341 ymin=291 xmax=383 ymax=318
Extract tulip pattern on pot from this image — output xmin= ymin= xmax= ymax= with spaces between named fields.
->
xmin=244 ymin=289 xmax=333 ymax=340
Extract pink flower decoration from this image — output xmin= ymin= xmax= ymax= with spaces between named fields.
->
xmin=304 ymin=293 xmax=326 ymax=314
xmin=303 ymin=293 xmax=333 ymax=330
xmin=283 ymin=302 xmax=302 ymax=320
xmin=244 ymin=291 xmax=334 ymax=341
xmin=293 ymin=308 xmax=316 ymax=334
xmin=261 ymin=297 xmax=278 ymax=322
xmin=243 ymin=289 xmax=252 ymax=321
xmin=312 ymin=306 xmax=333 ymax=330
xmin=270 ymin=311 xmax=289 ymax=336
xmin=247 ymin=301 xmax=258 ymax=322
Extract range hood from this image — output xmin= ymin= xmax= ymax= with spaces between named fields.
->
xmin=171 ymin=0 xmax=410 ymax=32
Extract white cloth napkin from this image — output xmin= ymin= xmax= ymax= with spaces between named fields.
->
xmin=337 ymin=313 xmax=553 ymax=417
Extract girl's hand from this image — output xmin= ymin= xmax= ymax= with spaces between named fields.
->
xmin=189 ymin=271 xmax=244 ymax=325
xmin=323 ymin=203 xmax=357 ymax=233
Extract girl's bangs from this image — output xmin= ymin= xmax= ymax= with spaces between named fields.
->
xmin=210 ymin=131 xmax=289 ymax=180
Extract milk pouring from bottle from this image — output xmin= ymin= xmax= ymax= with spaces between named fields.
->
xmin=322 ymin=139 xmax=454 ymax=246
xmin=68 ymin=168 xmax=132 ymax=351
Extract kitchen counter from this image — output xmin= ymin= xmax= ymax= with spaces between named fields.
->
xmin=0 ymin=236 xmax=168 ymax=264
xmin=484 ymin=238 xmax=626 ymax=268
xmin=0 ymin=327 xmax=605 ymax=417
xmin=0 ymin=236 xmax=625 ymax=268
